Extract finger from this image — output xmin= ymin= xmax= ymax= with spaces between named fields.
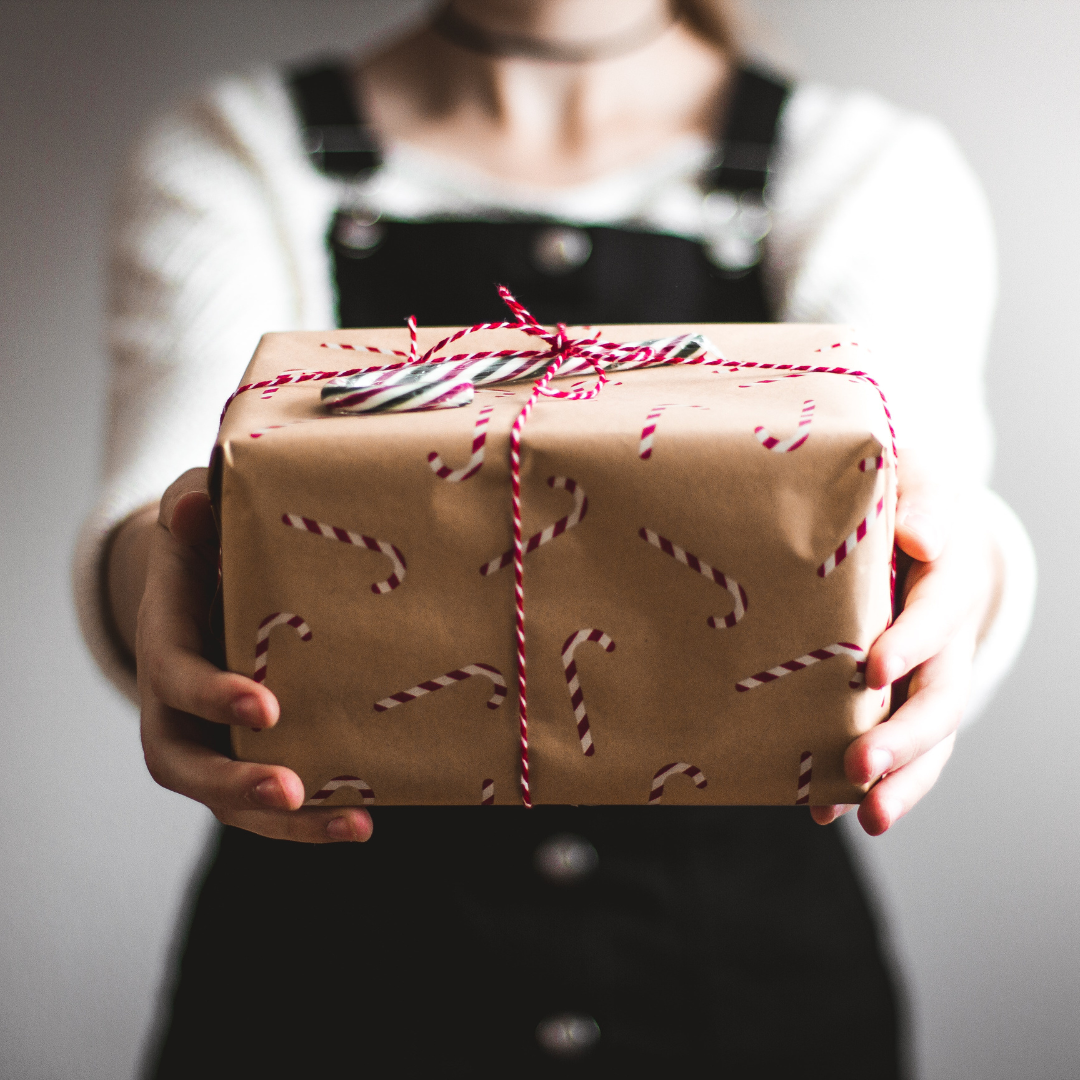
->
xmin=142 ymin=700 xmax=295 ymax=803
xmin=223 ymin=806 xmax=374 ymax=844
xmin=848 ymin=631 xmax=973 ymax=786
xmin=865 ymin=555 xmax=969 ymax=688
xmin=170 ymin=490 xmax=218 ymax=549
xmin=140 ymin=641 xmax=279 ymax=728
xmin=141 ymin=705 xmax=372 ymax=843
xmin=810 ymin=804 xmax=856 ymax=826
xmin=857 ymin=732 xmax=956 ymax=836
xmin=139 ymin=526 xmax=277 ymax=727
xmin=159 ymin=467 xmax=210 ymax=531
xmin=894 ymin=448 xmax=956 ymax=563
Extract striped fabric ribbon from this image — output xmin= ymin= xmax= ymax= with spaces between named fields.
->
xmin=318 ymin=327 xmax=716 ymax=414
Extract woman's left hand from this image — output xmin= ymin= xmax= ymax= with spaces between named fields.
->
xmin=812 ymin=449 xmax=1002 ymax=835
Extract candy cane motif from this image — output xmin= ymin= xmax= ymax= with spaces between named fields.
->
xmin=480 ymin=476 xmax=587 ymax=577
xmin=561 ymin=629 xmax=616 ymax=756
xmin=648 ymin=762 xmax=708 ymax=803
xmin=796 ymin=752 xmax=813 ymax=805
xmin=638 ymin=528 xmax=747 ymax=628
xmin=373 ymin=663 xmax=507 ymax=712
xmin=817 ymin=493 xmax=885 ymax=578
xmin=481 ymin=779 xmax=495 ymax=805
xmin=735 ymin=642 xmax=866 ymax=692
xmin=638 ymin=403 xmax=705 ymax=460
xmin=281 ymin=514 xmax=406 ymax=594
xmin=252 ymin=613 xmax=312 ymax=684
xmin=305 ymin=776 xmax=374 ymax=805
xmin=427 ymin=406 xmax=494 ymax=481
xmin=754 ymin=399 xmax=815 ymax=452
xmin=859 ymin=455 xmax=884 ymax=472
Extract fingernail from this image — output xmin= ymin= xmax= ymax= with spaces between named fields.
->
xmin=252 ymin=777 xmax=282 ymax=807
xmin=326 ymin=816 xmax=355 ymax=841
xmin=901 ymin=511 xmax=943 ymax=553
xmin=868 ymin=748 xmax=894 ymax=780
xmin=232 ymin=696 xmax=264 ymax=726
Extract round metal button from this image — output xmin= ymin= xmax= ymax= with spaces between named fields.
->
xmin=334 ymin=211 xmax=384 ymax=258
xmin=535 ymin=1012 xmax=601 ymax=1058
xmin=532 ymin=225 xmax=592 ymax=274
xmin=533 ymin=833 xmax=599 ymax=885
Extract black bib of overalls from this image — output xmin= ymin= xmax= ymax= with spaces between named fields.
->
xmin=152 ymin=62 xmax=902 ymax=1080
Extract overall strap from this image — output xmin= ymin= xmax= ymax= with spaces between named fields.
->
xmin=289 ymin=62 xmax=382 ymax=178
xmin=702 ymin=67 xmax=791 ymax=196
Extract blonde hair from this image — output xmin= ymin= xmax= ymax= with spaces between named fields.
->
xmin=675 ymin=0 xmax=739 ymax=53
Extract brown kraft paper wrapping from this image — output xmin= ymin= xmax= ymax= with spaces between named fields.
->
xmin=215 ymin=323 xmax=895 ymax=807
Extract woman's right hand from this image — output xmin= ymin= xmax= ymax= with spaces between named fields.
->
xmin=132 ymin=467 xmax=373 ymax=843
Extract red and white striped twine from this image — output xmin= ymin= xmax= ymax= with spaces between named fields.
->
xmin=305 ymin=775 xmax=375 ymax=805
xmin=754 ymin=399 xmax=815 ymax=452
xmin=638 ymin=528 xmax=747 ymax=629
xmin=639 ymin=403 xmax=705 ymax=460
xmin=252 ymin=612 xmax=312 ymax=684
xmin=796 ymin=751 xmax=813 ymax=804
xmin=481 ymin=779 xmax=495 ymax=805
xmin=648 ymin=762 xmax=708 ymax=803
xmin=561 ymin=629 xmax=616 ymax=756
xmin=373 ymin=663 xmax=507 ymax=712
xmin=427 ymin=405 xmax=494 ymax=481
xmin=480 ymin=476 xmax=586 ymax=577
xmin=736 ymin=641 xmax=867 ymax=693
xmin=281 ymin=513 xmax=406 ymax=594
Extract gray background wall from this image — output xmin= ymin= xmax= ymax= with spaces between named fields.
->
xmin=0 ymin=1 xmax=1075 ymax=1077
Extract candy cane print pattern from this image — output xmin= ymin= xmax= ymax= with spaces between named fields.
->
xmin=427 ymin=406 xmax=494 ymax=481
xmin=859 ymin=455 xmax=885 ymax=472
xmin=253 ymin=613 xmax=312 ymax=684
xmin=817 ymin=492 xmax=886 ymax=578
xmin=637 ymin=528 xmax=747 ymax=629
xmin=648 ymin=762 xmax=708 ymax=803
xmin=305 ymin=776 xmax=375 ymax=805
xmin=480 ymin=476 xmax=587 ymax=577
xmin=481 ymin=779 xmax=495 ymax=805
xmin=281 ymin=514 xmax=406 ymax=594
xmin=373 ymin=663 xmax=507 ymax=712
xmin=796 ymin=752 xmax=813 ymax=805
xmin=638 ymin=403 xmax=705 ymax=460
xmin=754 ymin=399 xmax=815 ymax=452
xmin=561 ymin=630 xmax=616 ymax=756
xmin=735 ymin=642 xmax=867 ymax=693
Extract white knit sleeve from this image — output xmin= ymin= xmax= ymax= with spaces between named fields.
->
xmin=767 ymin=85 xmax=1035 ymax=719
xmin=73 ymin=69 xmax=337 ymax=703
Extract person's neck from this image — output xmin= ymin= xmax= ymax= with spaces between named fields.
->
xmin=438 ymin=0 xmax=674 ymax=61
xmin=360 ymin=0 xmax=731 ymax=188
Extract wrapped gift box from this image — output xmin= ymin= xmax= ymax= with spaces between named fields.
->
xmin=213 ymin=322 xmax=895 ymax=807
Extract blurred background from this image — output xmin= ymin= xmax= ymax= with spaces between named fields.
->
xmin=0 ymin=1 xmax=1076 ymax=1076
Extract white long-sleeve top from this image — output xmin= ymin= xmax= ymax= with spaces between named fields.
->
xmin=74 ymin=66 xmax=1036 ymax=712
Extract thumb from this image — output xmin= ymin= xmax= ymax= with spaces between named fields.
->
xmin=894 ymin=448 xmax=955 ymax=563
xmin=159 ymin=467 xmax=218 ymax=549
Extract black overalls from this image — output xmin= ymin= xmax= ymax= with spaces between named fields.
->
xmin=151 ymin=65 xmax=903 ymax=1079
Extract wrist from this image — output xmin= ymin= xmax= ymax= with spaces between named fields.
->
xmin=105 ymin=503 xmax=159 ymax=660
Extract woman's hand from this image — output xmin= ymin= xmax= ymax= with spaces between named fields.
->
xmin=812 ymin=450 xmax=1002 ymax=835
xmin=130 ymin=467 xmax=373 ymax=843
